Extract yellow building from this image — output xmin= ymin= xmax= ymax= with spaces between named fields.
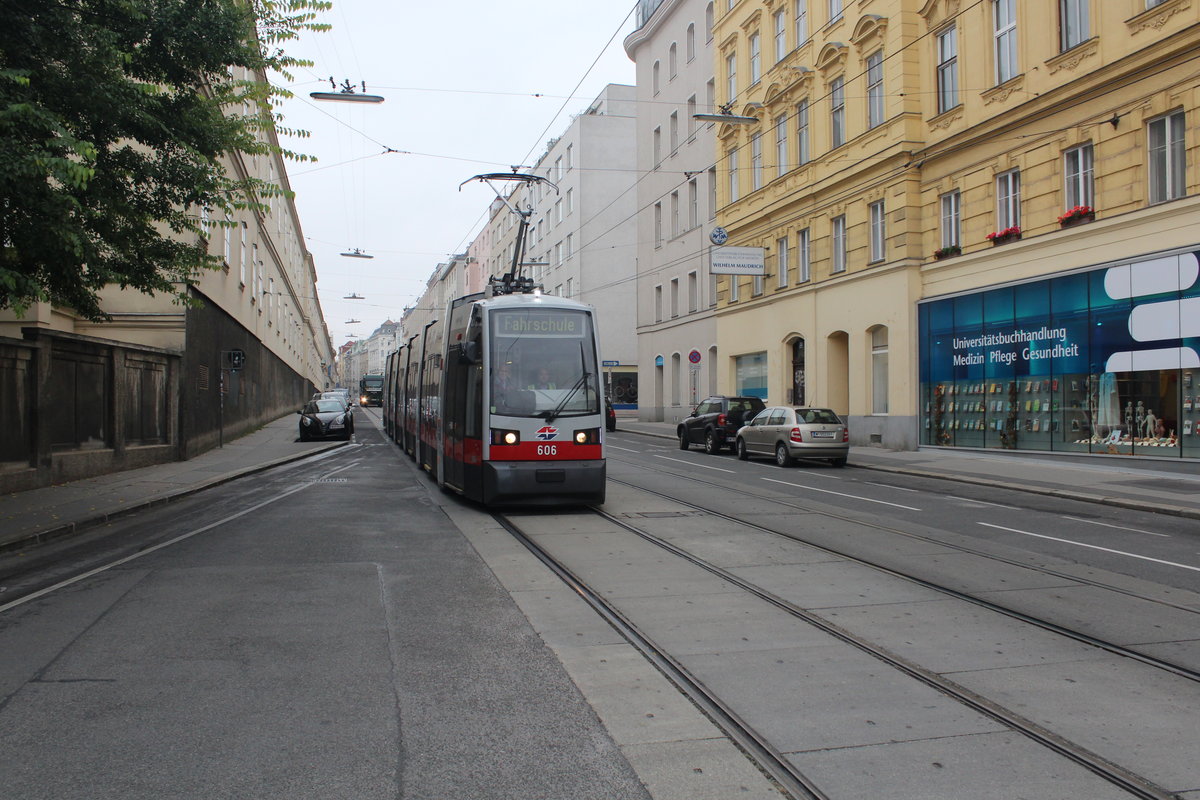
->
xmin=712 ymin=0 xmax=1200 ymax=459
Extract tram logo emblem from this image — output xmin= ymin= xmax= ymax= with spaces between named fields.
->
xmin=535 ymin=426 xmax=559 ymax=440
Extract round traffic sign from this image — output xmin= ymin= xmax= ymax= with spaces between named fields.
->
xmin=689 ymin=349 xmax=701 ymax=364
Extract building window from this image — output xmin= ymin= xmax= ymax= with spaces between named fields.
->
xmin=555 ymin=241 xmax=564 ymax=264
xmin=796 ymin=99 xmax=810 ymax=164
xmin=653 ymin=60 xmax=661 ymax=94
xmin=1060 ymin=0 xmax=1089 ymax=51
xmin=707 ymin=78 xmax=715 ymax=114
xmin=996 ymin=169 xmax=1021 ymax=230
xmin=566 ymin=188 xmax=574 ymax=216
xmin=993 ymin=0 xmax=1017 ymax=85
xmin=830 ymin=77 xmax=845 ymax=148
xmin=798 ymin=228 xmax=810 ymax=282
xmin=751 ymin=133 xmax=763 ymax=191
xmin=688 ymin=271 xmax=699 ymax=312
xmin=774 ymin=10 xmax=787 ymax=63
xmin=671 ymin=191 xmax=680 ymax=237
xmin=1064 ymin=143 xmax=1094 ymax=210
xmin=828 ymin=0 xmax=842 ymax=23
xmin=239 ymin=222 xmax=248 ymax=286
xmin=671 ymin=278 xmax=680 ymax=317
xmin=729 ymin=274 xmax=740 ymax=302
xmin=708 ymin=166 xmax=717 ymax=218
xmin=735 ymin=352 xmax=767 ymax=398
xmin=688 ymin=177 xmax=699 ymax=230
xmin=937 ymin=26 xmax=958 ymax=114
xmin=555 ymin=198 xmax=563 ymax=223
xmin=566 ymin=144 xmax=573 ymax=170
xmin=871 ymin=326 xmax=888 ymax=414
xmin=775 ymin=117 xmax=788 ymax=177
xmin=670 ymin=111 xmax=678 ymax=153
xmin=777 ymin=235 xmax=789 ymax=288
xmin=831 ymin=215 xmax=846 ymax=273
xmin=669 ymin=43 xmax=678 ymax=78
xmin=706 ymin=2 xmax=714 ymax=41
xmin=753 ymin=272 xmax=763 ymax=296
xmin=728 ymin=150 xmax=739 ymax=202
xmin=749 ymin=33 xmax=761 ymax=85
xmin=1148 ymin=110 xmax=1185 ymax=203
xmin=565 ymin=233 xmax=573 ymax=258
xmin=866 ymin=51 xmax=884 ymax=129
xmin=654 ymin=285 xmax=663 ymax=322
xmin=654 ymin=203 xmax=663 ymax=247
xmin=687 ymin=23 xmax=696 ymax=61
xmin=869 ymin=200 xmax=885 ymax=262
xmin=940 ymin=190 xmax=961 ymax=249
xmin=795 ymin=0 xmax=808 ymax=45
xmin=653 ymin=126 xmax=662 ymax=166
xmin=687 ymin=95 xmax=697 ymax=136
xmin=726 ymin=52 xmax=737 ymax=103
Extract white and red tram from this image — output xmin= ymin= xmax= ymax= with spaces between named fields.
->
xmin=384 ymin=288 xmax=606 ymax=506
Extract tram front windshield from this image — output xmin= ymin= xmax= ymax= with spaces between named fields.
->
xmin=490 ymin=308 xmax=600 ymax=418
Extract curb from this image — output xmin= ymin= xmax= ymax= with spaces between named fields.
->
xmin=616 ymin=427 xmax=1200 ymax=521
xmin=0 ymin=440 xmax=351 ymax=555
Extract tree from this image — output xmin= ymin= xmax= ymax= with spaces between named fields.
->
xmin=0 ymin=0 xmax=329 ymax=321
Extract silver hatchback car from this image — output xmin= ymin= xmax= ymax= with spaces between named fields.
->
xmin=735 ymin=406 xmax=849 ymax=467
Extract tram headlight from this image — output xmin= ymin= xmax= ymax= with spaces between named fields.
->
xmin=491 ymin=429 xmax=520 ymax=445
xmin=573 ymin=428 xmax=601 ymax=445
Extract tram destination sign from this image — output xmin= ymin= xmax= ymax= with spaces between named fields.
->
xmin=496 ymin=311 xmax=585 ymax=338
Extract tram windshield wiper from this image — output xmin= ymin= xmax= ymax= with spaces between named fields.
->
xmin=543 ymin=371 xmax=590 ymax=424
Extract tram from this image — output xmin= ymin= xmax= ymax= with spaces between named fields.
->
xmin=384 ymin=288 xmax=606 ymax=506
xmin=383 ymin=171 xmax=606 ymax=506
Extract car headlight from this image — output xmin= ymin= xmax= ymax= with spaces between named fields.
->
xmin=301 ymin=417 xmax=311 ymax=426
xmin=336 ymin=414 xmax=345 ymax=424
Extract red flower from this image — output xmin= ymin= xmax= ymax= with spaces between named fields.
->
xmin=986 ymin=225 xmax=1021 ymax=241
xmin=1057 ymin=205 xmax=1093 ymax=223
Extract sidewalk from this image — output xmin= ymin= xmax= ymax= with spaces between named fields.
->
xmin=0 ymin=413 xmax=349 ymax=553
xmin=615 ymin=419 xmax=1200 ymax=521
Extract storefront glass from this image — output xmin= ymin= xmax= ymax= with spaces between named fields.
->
xmin=919 ymin=249 xmax=1200 ymax=458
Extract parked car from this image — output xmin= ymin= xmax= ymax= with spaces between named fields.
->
xmin=735 ymin=406 xmax=849 ymax=467
xmin=605 ymin=397 xmax=617 ymax=432
xmin=678 ymin=395 xmax=767 ymax=454
xmin=298 ymin=398 xmax=354 ymax=441
xmin=314 ymin=391 xmax=352 ymax=410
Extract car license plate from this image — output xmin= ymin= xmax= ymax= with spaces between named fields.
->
xmin=330 ymin=421 xmax=344 ymax=429
xmin=811 ymin=431 xmax=834 ymax=438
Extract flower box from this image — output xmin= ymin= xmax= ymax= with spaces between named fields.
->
xmin=933 ymin=245 xmax=961 ymax=260
xmin=986 ymin=226 xmax=1021 ymax=245
xmin=1058 ymin=205 xmax=1094 ymax=227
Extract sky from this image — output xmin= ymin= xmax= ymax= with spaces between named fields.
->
xmin=276 ymin=1 xmax=640 ymax=348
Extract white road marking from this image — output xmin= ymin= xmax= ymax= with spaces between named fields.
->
xmin=653 ymin=455 xmax=737 ymax=473
xmin=606 ymin=445 xmax=640 ymax=453
xmin=0 ymin=462 xmax=360 ymax=614
xmin=761 ymin=478 xmax=922 ymax=511
xmin=979 ymin=523 xmax=1199 ymax=573
xmin=1061 ymin=516 xmax=1169 ymax=538
xmin=864 ymin=481 xmax=921 ymax=493
xmin=962 ymin=499 xmax=1019 ymax=510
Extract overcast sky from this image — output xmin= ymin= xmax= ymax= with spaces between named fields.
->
xmin=277 ymin=1 xmax=639 ymax=348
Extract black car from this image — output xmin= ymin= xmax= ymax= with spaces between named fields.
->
xmin=678 ymin=395 xmax=766 ymax=454
xmin=605 ymin=398 xmax=617 ymax=432
xmin=298 ymin=398 xmax=354 ymax=441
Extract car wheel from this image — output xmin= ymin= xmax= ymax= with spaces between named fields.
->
xmin=704 ymin=429 xmax=722 ymax=455
xmin=678 ymin=429 xmax=690 ymax=450
xmin=775 ymin=443 xmax=793 ymax=467
xmin=830 ymin=456 xmax=847 ymax=468
xmin=736 ymin=438 xmax=749 ymax=460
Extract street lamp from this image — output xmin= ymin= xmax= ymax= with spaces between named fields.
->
xmin=693 ymin=102 xmax=761 ymax=125
xmin=310 ymin=79 xmax=384 ymax=104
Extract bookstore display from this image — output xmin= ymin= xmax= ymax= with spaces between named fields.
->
xmin=923 ymin=370 xmax=1192 ymax=455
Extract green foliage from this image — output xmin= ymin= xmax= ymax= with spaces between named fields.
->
xmin=0 ymin=0 xmax=330 ymax=321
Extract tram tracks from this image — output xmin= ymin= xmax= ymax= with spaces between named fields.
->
xmin=605 ymin=466 xmax=1200 ymax=681
xmin=494 ymin=486 xmax=1195 ymax=799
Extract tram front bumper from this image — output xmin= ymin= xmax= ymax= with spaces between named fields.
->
xmin=482 ymin=459 xmax=606 ymax=506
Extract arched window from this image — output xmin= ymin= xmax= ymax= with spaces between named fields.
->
xmin=669 ymin=43 xmax=678 ymax=78
xmin=705 ymin=3 xmax=714 ymax=42
xmin=653 ymin=60 xmax=661 ymax=94
xmin=687 ymin=23 xmax=696 ymax=61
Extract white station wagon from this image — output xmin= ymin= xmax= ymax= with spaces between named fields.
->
xmin=735 ymin=407 xmax=849 ymax=468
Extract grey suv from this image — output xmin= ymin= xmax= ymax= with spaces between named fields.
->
xmin=678 ymin=396 xmax=767 ymax=455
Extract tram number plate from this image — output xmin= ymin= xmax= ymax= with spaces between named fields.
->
xmin=537 ymin=444 xmax=558 ymax=456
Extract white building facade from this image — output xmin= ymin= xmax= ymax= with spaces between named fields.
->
xmin=624 ymin=0 xmax=720 ymax=421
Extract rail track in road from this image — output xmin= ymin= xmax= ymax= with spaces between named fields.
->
xmin=601 ymin=458 xmax=1200 ymax=681
xmin=495 ymin=491 xmax=1195 ymax=800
